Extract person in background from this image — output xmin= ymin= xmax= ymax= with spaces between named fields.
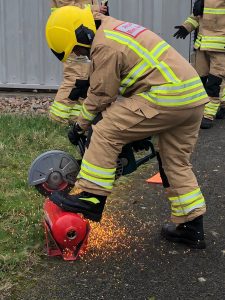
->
xmin=49 ymin=0 xmax=109 ymax=124
xmin=174 ymin=0 xmax=225 ymax=129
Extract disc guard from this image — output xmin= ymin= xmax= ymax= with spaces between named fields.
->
xmin=28 ymin=150 xmax=80 ymax=196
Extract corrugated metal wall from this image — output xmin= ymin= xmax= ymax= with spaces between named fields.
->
xmin=0 ymin=0 xmax=193 ymax=90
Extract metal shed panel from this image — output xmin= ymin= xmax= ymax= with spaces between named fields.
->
xmin=0 ymin=0 xmax=193 ymax=89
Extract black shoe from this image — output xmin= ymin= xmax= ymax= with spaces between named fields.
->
xmin=200 ymin=117 xmax=213 ymax=129
xmin=216 ymin=107 xmax=225 ymax=119
xmin=49 ymin=191 xmax=107 ymax=222
xmin=161 ymin=216 xmax=206 ymax=249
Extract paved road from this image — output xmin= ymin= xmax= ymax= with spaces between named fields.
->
xmin=13 ymin=120 xmax=225 ymax=300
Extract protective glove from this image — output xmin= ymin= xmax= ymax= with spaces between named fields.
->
xmin=132 ymin=139 xmax=151 ymax=152
xmin=173 ymin=26 xmax=189 ymax=39
xmin=193 ymin=0 xmax=204 ymax=16
xmin=68 ymin=122 xmax=86 ymax=146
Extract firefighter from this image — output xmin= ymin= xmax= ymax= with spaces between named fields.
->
xmin=173 ymin=0 xmax=225 ymax=129
xmin=49 ymin=0 xmax=109 ymax=124
xmin=46 ymin=6 xmax=209 ymax=249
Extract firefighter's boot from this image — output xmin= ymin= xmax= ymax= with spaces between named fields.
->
xmin=49 ymin=191 xmax=107 ymax=222
xmin=200 ymin=117 xmax=213 ymax=129
xmin=216 ymin=107 xmax=225 ymax=119
xmin=161 ymin=215 xmax=206 ymax=249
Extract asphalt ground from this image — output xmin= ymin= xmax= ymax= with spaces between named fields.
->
xmin=12 ymin=119 xmax=225 ymax=300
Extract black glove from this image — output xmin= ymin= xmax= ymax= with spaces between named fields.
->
xmin=132 ymin=139 xmax=151 ymax=152
xmin=173 ymin=26 xmax=189 ymax=39
xmin=193 ymin=0 xmax=204 ymax=16
xmin=68 ymin=122 xmax=86 ymax=146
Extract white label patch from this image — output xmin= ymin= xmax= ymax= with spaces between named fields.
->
xmin=114 ymin=22 xmax=147 ymax=38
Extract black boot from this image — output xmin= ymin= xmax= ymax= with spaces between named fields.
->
xmin=49 ymin=191 xmax=107 ymax=222
xmin=200 ymin=117 xmax=213 ymax=129
xmin=161 ymin=215 xmax=206 ymax=249
xmin=216 ymin=107 xmax=225 ymax=119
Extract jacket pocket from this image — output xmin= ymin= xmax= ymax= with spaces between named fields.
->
xmin=106 ymin=97 xmax=159 ymax=130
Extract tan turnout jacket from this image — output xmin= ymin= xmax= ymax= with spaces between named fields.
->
xmin=78 ymin=16 xmax=208 ymax=129
xmin=51 ymin=0 xmax=99 ymax=11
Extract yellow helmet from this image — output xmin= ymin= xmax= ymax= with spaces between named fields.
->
xmin=46 ymin=6 xmax=96 ymax=62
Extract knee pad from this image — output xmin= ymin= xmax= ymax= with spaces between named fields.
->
xmin=205 ymin=74 xmax=222 ymax=98
xmin=69 ymin=79 xmax=89 ymax=101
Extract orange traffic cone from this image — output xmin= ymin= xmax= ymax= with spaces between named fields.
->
xmin=146 ymin=172 xmax=162 ymax=184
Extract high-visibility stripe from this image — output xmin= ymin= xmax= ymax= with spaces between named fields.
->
xmin=78 ymin=170 xmax=114 ymax=190
xmin=139 ymin=88 xmax=207 ymax=107
xmin=78 ymin=159 xmax=116 ymax=190
xmin=204 ymin=7 xmax=225 ymax=14
xmin=81 ymin=104 xmax=96 ymax=121
xmin=81 ymin=159 xmax=116 ymax=179
xmin=149 ymin=41 xmax=171 ymax=60
xmin=204 ymin=102 xmax=220 ymax=117
xmin=169 ymin=188 xmax=205 ymax=216
xmin=172 ymin=199 xmax=205 ymax=216
xmin=150 ymin=77 xmax=202 ymax=93
xmin=194 ymin=34 xmax=225 ymax=50
xmin=80 ymin=197 xmax=100 ymax=204
xmin=200 ymin=43 xmax=225 ymax=50
xmin=50 ymin=102 xmax=82 ymax=119
xmin=50 ymin=107 xmax=69 ymax=119
xmin=120 ymin=61 xmax=149 ymax=95
xmin=185 ymin=17 xmax=199 ymax=29
xmin=104 ymin=30 xmax=180 ymax=85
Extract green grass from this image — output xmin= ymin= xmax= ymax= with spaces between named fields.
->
xmin=0 ymin=114 xmax=75 ymax=289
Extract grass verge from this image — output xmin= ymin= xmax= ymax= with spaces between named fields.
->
xmin=0 ymin=114 xmax=75 ymax=295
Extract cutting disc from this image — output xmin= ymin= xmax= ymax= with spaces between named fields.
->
xmin=28 ymin=150 xmax=80 ymax=196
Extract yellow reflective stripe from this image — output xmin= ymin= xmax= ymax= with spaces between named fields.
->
xmin=50 ymin=103 xmax=71 ymax=118
xmin=78 ymin=170 xmax=114 ymax=190
xmin=51 ymin=101 xmax=71 ymax=112
xmin=204 ymin=7 xmax=225 ymax=14
xmin=149 ymin=41 xmax=171 ymax=60
xmin=169 ymin=188 xmax=201 ymax=201
xmin=119 ymin=42 xmax=171 ymax=94
xmin=120 ymin=60 xmax=149 ymax=95
xmin=185 ymin=17 xmax=199 ymax=29
xmin=172 ymin=198 xmax=205 ymax=216
xmin=200 ymin=43 xmax=225 ymax=50
xmin=104 ymin=30 xmax=180 ymax=84
xmin=50 ymin=102 xmax=82 ymax=118
xmin=151 ymin=77 xmax=202 ymax=93
xmin=170 ymin=189 xmax=202 ymax=205
xmin=139 ymin=88 xmax=207 ymax=107
xmin=81 ymin=162 xmax=116 ymax=179
xmin=81 ymin=104 xmax=96 ymax=121
xmin=157 ymin=61 xmax=180 ymax=83
xmin=204 ymin=102 xmax=220 ymax=116
xmin=82 ymin=159 xmax=116 ymax=173
xmin=202 ymin=36 xmax=225 ymax=43
xmin=50 ymin=107 xmax=70 ymax=119
xmin=80 ymin=197 xmax=100 ymax=204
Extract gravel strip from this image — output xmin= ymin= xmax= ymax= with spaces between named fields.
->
xmin=0 ymin=92 xmax=55 ymax=114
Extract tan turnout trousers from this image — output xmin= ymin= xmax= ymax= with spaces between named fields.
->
xmin=194 ymin=50 xmax=225 ymax=118
xmin=76 ymin=97 xmax=206 ymax=224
